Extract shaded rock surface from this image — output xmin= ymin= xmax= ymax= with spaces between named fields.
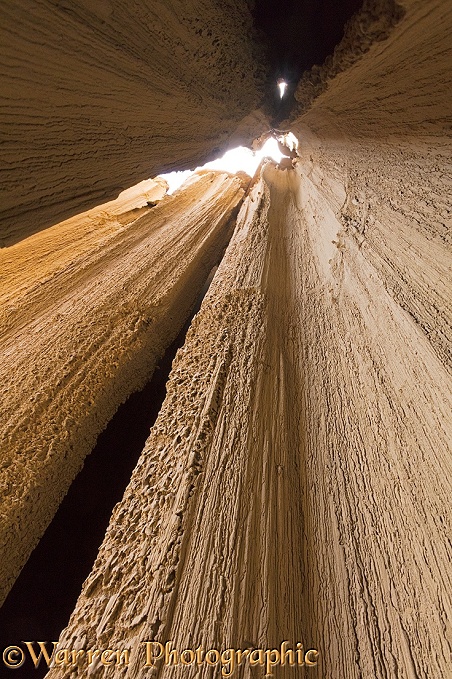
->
xmin=289 ymin=0 xmax=452 ymax=138
xmin=0 ymin=0 xmax=266 ymax=245
xmin=289 ymin=0 xmax=405 ymax=118
xmin=0 ymin=171 xmax=244 ymax=606
xmin=1 ymin=0 xmax=451 ymax=677
xmin=46 ymin=160 xmax=451 ymax=678
xmin=287 ymin=0 xmax=452 ymax=365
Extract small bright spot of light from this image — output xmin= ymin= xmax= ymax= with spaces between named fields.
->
xmin=278 ymin=80 xmax=288 ymax=98
xmin=158 ymin=133 xmax=299 ymax=194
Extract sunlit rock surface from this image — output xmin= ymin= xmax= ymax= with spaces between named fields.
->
xmin=0 ymin=0 xmax=266 ymax=245
xmin=0 ymin=171 xmax=245 ymax=606
xmin=0 ymin=177 xmax=168 ymax=298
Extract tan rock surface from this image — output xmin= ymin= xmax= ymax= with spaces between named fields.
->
xmin=287 ymin=0 xmax=452 ymax=367
xmin=0 ymin=177 xmax=168 ymax=306
xmin=0 ymin=0 xmax=266 ymax=245
xmin=1 ymin=0 xmax=451 ymax=676
xmin=46 ymin=159 xmax=451 ymax=678
xmin=290 ymin=0 xmax=451 ymax=139
xmin=0 ymin=170 xmax=244 ymax=606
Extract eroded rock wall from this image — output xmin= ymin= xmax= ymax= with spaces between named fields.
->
xmin=282 ymin=3 xmax=451 ymax=672
xmin=290 ymin=0 xmax=451 ymax=138
xmin=0 ymin=170 xmax=244 ymax=606
xmin=0 ymin=0 xmax=266 ymax=245
xmin=287 ymin=0 xmax=451 ymax=385
xmin=45 ymin=158 xmax=451 ymax=678
xmin=286 ymin=157 xmax=451 ymax=678
xmin=44 ymin=1 xmax=452 ymax=676
xmin=45 ymin=164 xmax=307 ymax=679
xmin=2 ymin=0 xmax=450 ymax=676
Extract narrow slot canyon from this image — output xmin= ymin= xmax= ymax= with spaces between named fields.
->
xmin=0 ymin=1 xmax=451 ymax=678
xmin=0 ymin=170 xmax=245 ymax=608
xmin=0 ymin=265 xmax=219 ymax=679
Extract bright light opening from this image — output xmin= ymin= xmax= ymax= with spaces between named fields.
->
xmin=278 ymin=80 xmax=288 ymax=98
xmin=280 ymin=131 xmax=298 ymax=152
xmin=159 ymin=133 xmax=299 ymax=194
xmin=202 ymin=137 xmax=286 ymax=176
xmin=159 ymin=169 xmax=192 ymax=195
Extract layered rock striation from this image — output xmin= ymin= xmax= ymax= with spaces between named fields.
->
xmin=0 ymin=0 xmax=266 ymax=245
xmin=287 ymin=0 xmax=452 ymax=370
xmin=45 ymin=2 xmax=451 ymax=674
xmin=290 ymin=0 xmax=451 ymax=139
xmin=46 ymin=157 xmax=451 ymax=678
xmin=1 ymin=0 xmax=451 ymax=677
xmin=0 ymin=170 xmax=245 ymax=606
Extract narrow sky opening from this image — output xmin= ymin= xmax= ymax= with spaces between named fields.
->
xmin=278 ymin=80 xmax=288 ymax=98
xmin=159 ymin=134 xmax=298 ymax=195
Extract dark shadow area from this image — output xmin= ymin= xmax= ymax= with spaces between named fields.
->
xmin=0 ymin=268 xmax=218 ymax=677
xmin=253 ymin=0 xmax=364 ymax=80
xmin=253 ymin=0 xmax=363 ymax=116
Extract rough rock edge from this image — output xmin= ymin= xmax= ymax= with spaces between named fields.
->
xmin=289 ymin=0 xmax=405 ymax=118
xmin=0 ymin=0 xmax=269 ymax=245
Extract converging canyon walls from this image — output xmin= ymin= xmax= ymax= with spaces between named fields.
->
xmin=46 ymin=153 xmax=451 ymax=679
xmin=0 ymin=171 xmax=245 ymax=606
xmin=0 ymin=0 xmax=451 ymax=678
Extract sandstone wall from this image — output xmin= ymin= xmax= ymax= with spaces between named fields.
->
xmin=284 ymin=156 xmax=451 ymax=678
xmin=287 ymin=0 xmax=451 ymax=410
xmin=2 ymin=0 xmax=450 ymax=676
xmin=0 ymin=0 xmax=266 ymax=245
xmin=0 ymin=171 xmax=244 ymax=606
xmin=44 ymin=165 xmax=306 ymax=679
xmin=283 ymin=3 xmax=451 ymax=673
xmin=44 ymin=1 xmax=451 ymax=677
xmin=45 ymin=157 xmax=450 ymax=678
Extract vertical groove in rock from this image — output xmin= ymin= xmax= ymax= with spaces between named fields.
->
xmin=44 ymin=166 xmax=308 ymax=678
xmin=0 ymin=0 xmax=267 ymax=244
xmin=47 ymin=158 xmax=450 ymax=678
xmin=0 ymin=170 xmax=245 ymax=607
xmin=1 ymin=1 xmax=450 ymax=677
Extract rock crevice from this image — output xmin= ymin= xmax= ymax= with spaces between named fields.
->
xmin=0 ymin=171 xmax=245 ymax=607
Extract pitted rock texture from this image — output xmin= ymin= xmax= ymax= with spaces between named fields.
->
xmin=290 ymin=0 xmax=405 ymax=117
xmin=0 ymin=0 xmax=266 ymax=245
xmin=290 ymin=0 xmax=452 ymax=138
xmin=45 ymin=167 xmax=305 ymax=679
xmin=0 ymin=170 xmax=245 ymax=607
xmin=1 ymin=0 xmax=451 ymax=676
xmin=46 ymin=162 xmax=451 ymax=679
